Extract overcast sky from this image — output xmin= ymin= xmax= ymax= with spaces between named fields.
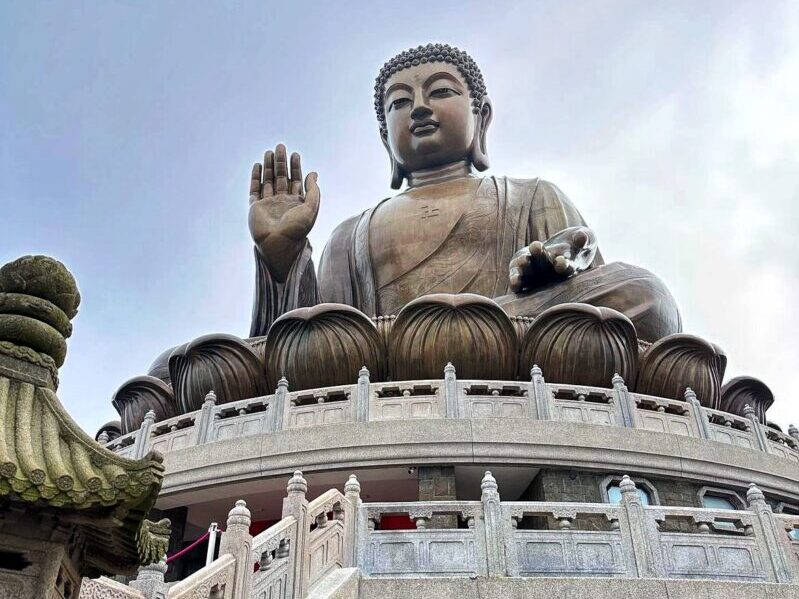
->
xmin=2 ymin=1 xmax=797 ymax=435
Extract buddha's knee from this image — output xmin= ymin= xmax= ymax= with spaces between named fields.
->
xmin=590 ymin=262 xmax=682 ymax=343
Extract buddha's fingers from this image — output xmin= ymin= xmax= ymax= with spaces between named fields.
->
xmin=303 ymin=172 xmax=320 ymax=216
xmin=250 ymin=163 xmax=262 ymax=203
xmin=290 ymin=153 xmax=303 ymax=196
xmin=553 ymin=255 xmax=575 ymax=277
xmin=274 ymin=144 xmax=289 ymax=193
xmin=262 ymin=150 xmax=275 ymax=197
xmin=509 ymin=270 xmax=523 ymax=293
xmin=528 ymin=240 xmax=545 ymax=258
xmin=572 ymin=228 xmax=589 ymax=249
xmin=509 ymin=254 xmax=531 ymax=271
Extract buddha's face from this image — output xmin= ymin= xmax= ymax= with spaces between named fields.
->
xmin=383 ymin=62 xmax=479 ymax=174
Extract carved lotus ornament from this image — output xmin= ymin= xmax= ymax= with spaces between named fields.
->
xmin=720 ymin=376 xmax=774 ymax=424
xmin=389 ymin=293 xmax=518 ymax=380
xmin=635 ymin=333 xmax=727 ymax=409
xmin=112 ymin=375 xmax=177 ymax=434
xmin=263 ymin=303 xmax=384 ymax=390
xmin=519 ymin=303 xmax=638 ymax=387
xmin=169 ymin=333 xmax=268 ymax=413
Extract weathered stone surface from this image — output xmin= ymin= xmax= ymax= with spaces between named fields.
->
xmin=519 ymin=303 xmax=638 ymax=386
xmin=721 ymin=376 xmax=774 ymax=424
xmin=635 ymin=333 xmax=727 ymax=409
xmin=389 ymin=294 xmax=518 ymax=380
xmin=0 ymin=255 xmax=80 ymax=319
xmin=112 ymin=375 xmax=177 ymax=434
xmin=263 ymin=303 xmax=384 ymax=390
xmin=169 ymin=332 xmax=268 ymax=413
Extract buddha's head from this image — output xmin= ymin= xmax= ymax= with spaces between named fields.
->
xmin=374 ymin=44 xmax=492 ymax=189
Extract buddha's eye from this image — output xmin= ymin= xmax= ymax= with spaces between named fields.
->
xmin=388 ymin=97 xmax=411 ymax=111
xmin=430 ymin=87 xmax=458 ymax=98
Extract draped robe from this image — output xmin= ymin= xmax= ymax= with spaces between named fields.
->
xmin=250 ymin=176 xmax=681 ymax=342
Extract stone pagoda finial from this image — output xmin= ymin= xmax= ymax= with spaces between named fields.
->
xmin=345 ymin=473 xmax=361 ymax=495
xmin=287 ymin=470 xmax=308 ymax=495
xmin=481 ymin=470 xmax=498 ymax=494
xmin=619 ymin=475 xmax=637 ymax=495
xmin=746 ymin=483 xmax=765 ymax=505
xmin=227 ymin=499 xmax=252 ymax=528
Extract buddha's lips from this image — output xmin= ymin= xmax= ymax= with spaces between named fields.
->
xmin=411 ymin=120 xmax=439 ymax=136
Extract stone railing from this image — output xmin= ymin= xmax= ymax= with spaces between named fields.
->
xmin=105 ymin=365 xmax=799 ymax=465
xmin=81 ymin=471 xmax=361 ymax=599
xmin=357 ymin=472 xmax=799 ymax=584
xmin=81 ymin=471 xmax=799 ymax=598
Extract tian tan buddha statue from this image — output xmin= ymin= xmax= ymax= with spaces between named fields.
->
xmin=248 ymin=43 xmax=681 ymax=342
xmin=111 ymin=43 xmax=768 ymax=436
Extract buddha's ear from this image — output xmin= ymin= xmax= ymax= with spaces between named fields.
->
xmin=471 ymin=96 xmax=493 ymax=172
xmin=381 ymin=129 xmax=405 ymax=189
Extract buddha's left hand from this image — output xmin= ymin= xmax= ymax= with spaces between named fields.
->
xmin=508 ymin=226 xmax=597 ymax=293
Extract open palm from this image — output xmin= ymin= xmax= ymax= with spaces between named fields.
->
xmin=248 ymin=144 xmax=320 ymax=282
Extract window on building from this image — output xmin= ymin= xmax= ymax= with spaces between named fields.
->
xmin=777 ymin=504 xmax=799 ymax=541
xmin=698 ymin=487 xmax=744 ymax=533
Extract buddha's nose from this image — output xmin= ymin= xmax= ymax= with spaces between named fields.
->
xmin=410 ymin=102 xmax=433 ymax=120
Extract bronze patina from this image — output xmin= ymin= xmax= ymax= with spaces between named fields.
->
xmin=247 ymin=43 xmax=681 ymax=343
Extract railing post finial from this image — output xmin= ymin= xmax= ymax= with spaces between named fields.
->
xmin=345 ymin=473 xmax=361 ymax=497
xmin=531 ymin=364 xmax=543 ymax=379
xmin=789 ymin=424 xmax=799 ymax=440
xmin=612 ymin=372 xmax=625 ymax=387
xmin=204 ymin=389 xmax=217 ymax=404
xmin=278 ymin=376 xmax=289 ymax=391
xmin=746 ymin=482 xmax=766 ymax=505
xmin=619 ymin=474 xmax=637 ymax=495
xmin=287 ymin=470 xmax=308 ymax=496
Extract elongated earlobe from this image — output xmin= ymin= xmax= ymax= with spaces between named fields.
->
xmin=381 ymin=130 xmax=405 ymax=189
xmin=471 ymin=98 xmax=493 ymax=172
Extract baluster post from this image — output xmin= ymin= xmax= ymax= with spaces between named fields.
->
xmin=269 ymin=377 xmax=288 ymax=432
xmin=612 ymin=373 xmax=636 ymax=428
xmin=193 ymin=390 xmax=217 ymax=445
xmin=684 ymin=388 xmax=711 ymax=439
xmin=788 ymin=424 xmax=799 ymax=442
xmin=282 ymin=471 xmax=310 ymax=599
xmin=355 ymin=367 xmax=370 ymax=422
xmin=746 ymin=483 xmax=793 ymax=582
xmin=743 ymin=404 xmax=769 ymax=452
xmin=219 ymin=499 xmax=253 ymax=598
xmin=133 ymin=409 xmax=156 ymax=459
xmin=531 ymin=365 xmax=553 ymax=420
xmin=444 ymin=362 xmax=459 ymax=418
xmin=343 ymin=474 xmax=361 ymax=567
xmin=130 ymin=558 xmax=168 ymax=599
xmin=480 ymin=471 xmax=506 ymax=576
xmin=618 ymin=475 xmax=664 ymax=578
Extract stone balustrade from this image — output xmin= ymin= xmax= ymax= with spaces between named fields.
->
xmin=81 ymin=471 xmax=799 ymax=598
xmin=104 ymin=365 xmax=799 ymax=466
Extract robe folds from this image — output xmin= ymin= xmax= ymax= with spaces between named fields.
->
xmin=250 ymin=176 xmax=681 ymax=343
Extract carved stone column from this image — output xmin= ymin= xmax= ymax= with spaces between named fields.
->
xmin=480 ymin=471 xmax=506 ymax=576
xmin=130 ymin=559 xmax=168 ymax=599
xmin=218 ymin=500 xmax=253 ymax=598
xmin=618 ymin=475 xmax=664 ymax=578
xmin=746 ymin=483 xmax=793 ymax=583
xmin=282 ymin=471 xmax=309 ymax=599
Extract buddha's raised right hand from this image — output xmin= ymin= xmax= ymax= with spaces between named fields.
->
xmin=248 ymin=144 xmax=320 ymax=283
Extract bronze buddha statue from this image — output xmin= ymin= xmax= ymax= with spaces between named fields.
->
xmin=248 ymin=43 xmax=681 ymax=344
